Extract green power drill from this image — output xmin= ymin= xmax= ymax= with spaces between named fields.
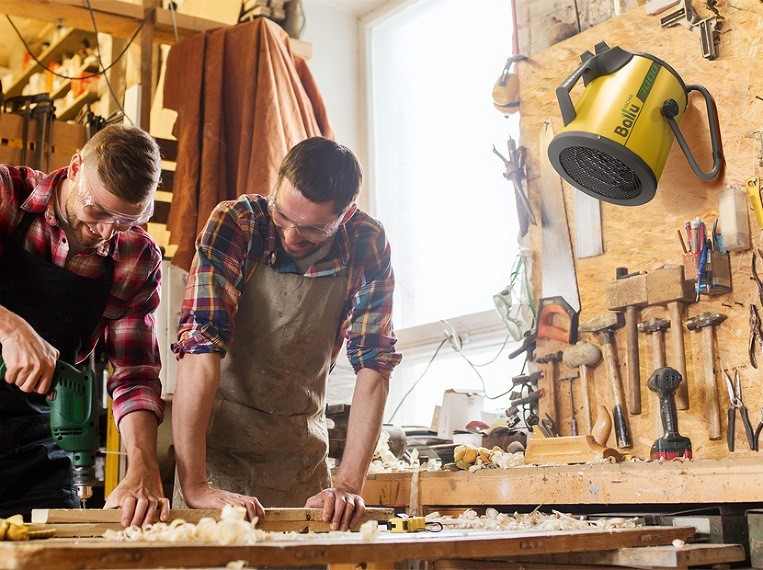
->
xmin=0 ymin=357 xmax=99 ymax=506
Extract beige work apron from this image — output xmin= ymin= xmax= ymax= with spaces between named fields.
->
xmin=174 ymin=261 xmax=348 ymax=508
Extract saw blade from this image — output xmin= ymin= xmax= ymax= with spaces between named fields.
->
xmin=539 ymin=119 xmax=581 ymax=313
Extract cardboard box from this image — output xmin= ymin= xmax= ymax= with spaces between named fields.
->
xmin=437 ymin=389 xmax=485 ymax=440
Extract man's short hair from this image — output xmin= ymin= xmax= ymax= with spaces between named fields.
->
xmin=277 ymin=137 xmax=363 ymax=213
xmin=80 ymin=124 xmax=161 ymax=204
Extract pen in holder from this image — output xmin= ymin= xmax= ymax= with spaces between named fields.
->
xmin=682 ymin=248 xmax=731 ymax=296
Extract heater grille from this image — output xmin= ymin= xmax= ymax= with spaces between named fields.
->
xmin=558 ymin=146 xmax=642 ymax=201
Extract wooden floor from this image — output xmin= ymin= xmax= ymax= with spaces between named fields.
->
xmin=0 ymin=526 xmax=695 ymax=569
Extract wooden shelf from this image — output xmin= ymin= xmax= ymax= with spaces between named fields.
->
xmin=4 ymin=27 xmax=97 ymax=98
xmin=56 ymin=88 xmax=99 ymax=122
xmin=0 ymin=1 xmax=311 ymax=56
xmin=49 ymin=60 xmax=100 ymax=101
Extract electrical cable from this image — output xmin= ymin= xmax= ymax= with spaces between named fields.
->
xmin=5 ymin=14 xmax=145 ymax=81
xmin=386 ymin=338 xmax=447 ymax=423
xmin=441 ymin=319 xmax=512 ymax=368
xmin=85 ymin=0 xmax=133 ymax=126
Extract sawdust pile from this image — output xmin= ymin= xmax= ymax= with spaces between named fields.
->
xmin=425 ymin=508 xmax=638 ymax=532
xmin=103 ymin=505 xmax=380 ymax=545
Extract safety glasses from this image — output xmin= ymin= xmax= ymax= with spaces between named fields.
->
xmin=76 ymin=164 xmax=154 ymax=231
xmin=267 ymin=192 xmax=346 ymax=243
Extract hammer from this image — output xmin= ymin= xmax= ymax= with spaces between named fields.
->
xmin=536 ymin=351 xmax=562 ymax=426
xmin=686 ymin=312 xmax=727 ymax=440
xmin=580 ymin=313 xmax=632 ymax=448
xmin=606 ymin=268 xmax=648 ymax=415
xmin=562 ymin=343 xmax=601 ymax=434
xmin=638 ymin=317 xmax=671 ymax=438
xmin=559 ymin=371 xmax=580 ymax=436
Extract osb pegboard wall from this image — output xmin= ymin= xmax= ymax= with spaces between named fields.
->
xmin=519 ymin=0 xmax=763 ymax=459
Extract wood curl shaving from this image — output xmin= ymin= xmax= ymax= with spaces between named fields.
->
xmin=103 ymin=505 xmax=382 ymax=544
xmin=424 ymin=508 xmax=637 ymax=532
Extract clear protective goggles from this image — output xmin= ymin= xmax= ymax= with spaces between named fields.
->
xmin=267 ymin=192 xmax=346 ymax=242
xmin=76 ymin=164 xmax=154 ymax=231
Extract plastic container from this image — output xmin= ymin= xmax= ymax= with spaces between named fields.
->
xmin=719 ymin=184 xmax=750 ymax=251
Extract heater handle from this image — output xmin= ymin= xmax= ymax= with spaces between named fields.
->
xmin=556 ymin=44 xmax=634 ymax=126
xmin=556 ymin=63 xmax=589 ymax=126
xmin=661 ymin=84 xmax=724 ymax=181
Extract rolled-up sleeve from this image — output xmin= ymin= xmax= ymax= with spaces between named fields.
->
xmin=106 ymin=247 xmax=165 ymax=427
xmin=346 ymin=223 xmax=402 ymax=379
xmin=173 ymin=199 xmax=258 ymax=357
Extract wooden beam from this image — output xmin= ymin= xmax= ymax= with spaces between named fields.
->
xmin=418 ymin=458 xmax=763 ymax=506
xmin=138 ymin=5 xmax=155 ymax=130
xmin=30 ymin=507 xmax=394 ymax=524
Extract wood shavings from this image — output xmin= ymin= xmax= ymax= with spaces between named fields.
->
xmin=226 ymin=561 xmax=246 ymax=569
xmin=359 ymin=520 xmax=379 ymax=542
xmin=672 ymin=539 xmax=686 ymax=548
xmin=368 ymin=433 xmax=438 ymax=473
xmin=424 ymin=509 xmax=637 ymax=532
xmin=104 ymin=504 xmax=378 ymax=545
xmin=453 ymin=444 xmax=525 ymax=471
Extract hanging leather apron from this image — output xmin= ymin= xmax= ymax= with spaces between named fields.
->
xmin=175 ymin=260 xmax=348 ymax=508
xmin=0 ymin=211 xmax=114 ymax=518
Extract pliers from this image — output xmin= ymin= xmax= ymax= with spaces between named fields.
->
xmin=755 ymin=409 xmax=763 ymax=452
xmin=724 ymin=368 xmax=756 ymax=451
xmin=752 ymin=249 xmax=763 ymax=307
xmin=749 ymin=305 xmax=763 ymax=369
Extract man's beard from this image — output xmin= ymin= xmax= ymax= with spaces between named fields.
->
xmin=61 ymin=189 xmax=105 ymax=250
xmin=276 ymin=228 xmax=324 ymax=260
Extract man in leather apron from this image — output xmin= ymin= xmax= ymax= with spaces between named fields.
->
xmin=172 ymin=138 xmax=401 ymax=531
xmin=0 ymin=125 xmax=169 ymax=527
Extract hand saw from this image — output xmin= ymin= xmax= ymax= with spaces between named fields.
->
xmin=537 ymin=119 xmax=581 ymax=343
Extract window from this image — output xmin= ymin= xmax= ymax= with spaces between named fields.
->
xmin=369 ymin=0 xmax=520 ymax=330
xmin=365 ymin=0 xmax=527 ymax=426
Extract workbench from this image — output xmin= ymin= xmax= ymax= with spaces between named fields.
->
xmin=362 ymin=458 xmax=763 ymax=512
xmin=0 ymin=526 xmax=695 ymax=569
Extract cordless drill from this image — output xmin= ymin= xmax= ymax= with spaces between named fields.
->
xmin=0 ymin=357 xmax=98 ymax=506
xmin=647 ymin=367 xmax=692 ymax=460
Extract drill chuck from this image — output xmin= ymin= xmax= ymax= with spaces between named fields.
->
xmin=72 ymin=466 xmax=96 ymax=502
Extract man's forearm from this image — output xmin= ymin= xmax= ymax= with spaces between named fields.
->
xmin=172 ymin=353 xmax=221 ymax=493
xmin=119 ymin=410 xmax=160 ymax=472
xmin=334 ymin=368 xmax=389 ymax=492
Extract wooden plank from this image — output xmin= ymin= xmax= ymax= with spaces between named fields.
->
xmin=155 ymin=137 xmax=178 ymax=162
xmin=31 ymin=507 xmax=394 ymax=524
xmin=0 ymin=526 xmax=695 ymax=570
xmin=158 ymin=168 xmax=174 ymax=192
xmin=512 ymin=543 xmax=746 ymax=567
xmin=419 ymin=458 xmax=763 ymax=506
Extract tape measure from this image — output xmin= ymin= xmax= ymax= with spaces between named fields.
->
xmin=386 ymin=517 xmax=443 ymax=533
xmin=388 ymin=517 xmax=426 ymax=533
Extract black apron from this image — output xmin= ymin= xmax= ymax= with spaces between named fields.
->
xmin=0 ymin=210 xmax=113 ymax=519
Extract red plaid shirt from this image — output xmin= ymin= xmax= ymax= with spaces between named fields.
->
xmin=0 ymin=165 xmax=164 ymax=426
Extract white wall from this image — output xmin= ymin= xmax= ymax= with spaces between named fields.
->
xmin=301 ymin=1 xmax=361 ymax=155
